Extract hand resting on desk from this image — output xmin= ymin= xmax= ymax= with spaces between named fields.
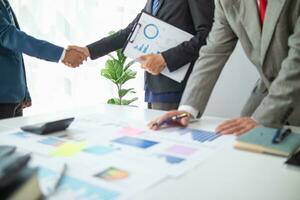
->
xmin=149 ymin=110 xmax=258 ymax=136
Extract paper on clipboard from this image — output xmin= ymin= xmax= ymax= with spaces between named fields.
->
xmin=123 ymin=12 xmax=194 ymax=83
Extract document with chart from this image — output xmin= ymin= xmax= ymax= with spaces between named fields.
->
xmin=0 ymin=114 xmax=235 ymax=199
xmin=123 ymin=11 xmax=194 ymax=82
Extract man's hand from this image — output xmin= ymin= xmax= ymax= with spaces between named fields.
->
xmin=216 ymin=117 xmax=258 ymax=136
xmin=137 ymin=54 xmax=166 ymax=75
xmin=148 ymin=110 xmax=191 ymax=130
xmin=63 ymin=49 xmax=87 ymax=68
xmin=68 ymin=45 xmax=90 ymax=58
xmin=22 ymin=101 xmax=32 ymax=109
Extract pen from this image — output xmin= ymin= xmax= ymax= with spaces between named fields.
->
xmin=45 ymin=163 xmax=68 ymax=198
xmin=272 ymin=128 xmax=291 ymax=144
xmin=152 ymin=113 xmax=190 ymax=128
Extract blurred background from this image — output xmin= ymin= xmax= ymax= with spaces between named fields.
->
xmin=10 ymin=0 xmax=259 ymax=118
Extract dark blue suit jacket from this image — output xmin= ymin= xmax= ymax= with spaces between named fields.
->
xmin=0 ymin=1 xmax=64 ymax=103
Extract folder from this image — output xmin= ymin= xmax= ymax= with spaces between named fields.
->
xmin=235 ymin=127 xmax=300 ymax=157
xmin=123 ymin=11 xmax=194 ymax=83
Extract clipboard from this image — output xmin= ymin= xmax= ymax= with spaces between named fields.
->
xmin=122 ymin=11 xmax=194 ymax=83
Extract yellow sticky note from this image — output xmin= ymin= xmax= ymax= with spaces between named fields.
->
xmin=51 ymin=142 xmax=87 ymax=157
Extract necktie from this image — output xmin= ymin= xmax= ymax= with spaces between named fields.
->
xmin=152 ymin=0 xmax=160 ymax=15
xmin=259 ymin=0 xmax=268 ymax=24
xmin=2 ymin=0 xmax=16 ymax=26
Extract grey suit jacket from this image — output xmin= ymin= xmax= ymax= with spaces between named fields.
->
xmin=181 ymin=0 xmax=300 ymax=127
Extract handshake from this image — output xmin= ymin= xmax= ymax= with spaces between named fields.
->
xmin=62 ymin=46 xmax=91 ymax=68
xmin=62 ymin=45 xmax=168 ymax=75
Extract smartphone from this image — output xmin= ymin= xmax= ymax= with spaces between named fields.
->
xmin=20 ymin=117 xmax=75 ymax=135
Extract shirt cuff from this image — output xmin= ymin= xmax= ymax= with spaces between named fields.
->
xmin=59 ymin=49 xmax=67 ymax=61
xmin=178 ymin=105 xmax=199 ymax=118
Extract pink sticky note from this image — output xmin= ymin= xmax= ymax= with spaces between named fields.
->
xmin=117 ymin=127 xmax=144 ymax=136
xmin=167 ymin=145 xmax=197 ymax=156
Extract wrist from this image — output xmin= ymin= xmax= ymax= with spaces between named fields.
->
xmin=84 ymin=47 xmax=91 ymax=57
xmin=60 ymin=49 xmax=67 ymax=62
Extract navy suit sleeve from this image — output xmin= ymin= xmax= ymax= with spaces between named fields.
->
xmin=0 ymin=11 xmax=64 ymax=62
xmin=162 ymin=0 xmax=215 ymax=72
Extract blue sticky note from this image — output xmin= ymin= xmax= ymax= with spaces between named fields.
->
xmin=84 ymin=146 xmax=115 ymax=155
xmin=113 ymin=137 xmax=158 ymax=149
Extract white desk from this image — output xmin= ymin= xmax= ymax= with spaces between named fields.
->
xmin=0 ymin=104 xmax=299 ymax=200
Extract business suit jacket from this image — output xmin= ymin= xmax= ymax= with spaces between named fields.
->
xmin=181 ymin=0 xmax=300 ymax=127
xmin=0 ymin=1 xmax=64 ymax=103
xmin=87 ymin=0 xmax=214 ymax=94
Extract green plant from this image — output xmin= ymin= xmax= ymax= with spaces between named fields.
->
xmin=101 ymin=33 xmax=138 ymax=106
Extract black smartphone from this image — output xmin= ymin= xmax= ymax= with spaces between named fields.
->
xmin=286 ymin=150 xmax=300 ymax=167
xmin=20 ymin=117 xmax=75 ymax=135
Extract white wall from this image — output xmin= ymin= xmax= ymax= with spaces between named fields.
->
xmin=10 ymin=0 xmax=147 ymax=115
xmin=10 ymin=0 xmax=259 ymax=119
xmin=203 ymin=43 xmax=259 ymax=119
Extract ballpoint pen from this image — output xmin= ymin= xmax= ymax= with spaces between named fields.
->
xmin=44 ymin=163 xmax=68 ymax=198
xmin=152 ymin=113 xmax=190 ymax=128
xmin=272 ymin=128 xmax=292 ymax=144
xmin=272 ymin=108 xmax=294 ymax=144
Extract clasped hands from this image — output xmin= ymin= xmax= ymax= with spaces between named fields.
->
xmin=62 ymin=46 xmax=90 ymax=68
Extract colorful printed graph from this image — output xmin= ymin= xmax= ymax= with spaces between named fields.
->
xmin=143 ymin=23 xmax=160 ymax=40
xmin=113 ymin=137 xmax=158 ymax=149
xmin=134 ymin=44 xmax=149 ymax=54
xmin=175 ymin=128 xmax=221 ymax=143
xmin=38 ymin=168 xmax=120 ymax=200
xmin=95 ymin=167 xmax=129 ymax=181
xmin=156 ymin=154 xmax=185 ymax=165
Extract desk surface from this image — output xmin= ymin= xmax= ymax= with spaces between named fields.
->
xmin=0 ymin=105 xmax=299 ymax=200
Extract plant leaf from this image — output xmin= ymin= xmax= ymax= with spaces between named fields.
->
xmin=121 ymin=97 xmax=138 ymax=105
xmin=108 ymin=54 xmax=117 ymax=61
xmin=107 ymin=98 xmax=121 ymax=105
xmin=124 ymin=60 xmax=136 ymax=71
xmin=118 ymin=88 xmax=135 ymax=98
xmin=116 ymin=49 xmax=126 ymax=65
xmin=116 ymin=69 xmax=137 ymax=85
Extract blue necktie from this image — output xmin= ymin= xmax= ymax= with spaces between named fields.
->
xmin=152 ymin=0 xmax=160 ymax=15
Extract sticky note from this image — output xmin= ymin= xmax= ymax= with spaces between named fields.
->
xmin=51 ymin=142 xmax=86 ymax=157
xmin=166 ymin=145 xmax=197 ymax=156
xmin=84 ymin=146 xmax=115 ymax=155
xmin=117 ymin=127 xmax=144 ymax=136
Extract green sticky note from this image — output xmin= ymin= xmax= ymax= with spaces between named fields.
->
xmin=51 ymin=142 xmax=87 ymax=157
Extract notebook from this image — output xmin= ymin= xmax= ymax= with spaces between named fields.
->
xmin=235 ymin=127 xmax=300 ymax=157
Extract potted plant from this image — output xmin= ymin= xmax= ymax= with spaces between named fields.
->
xmin=101 ymin=35 xmax=138 ymax=106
